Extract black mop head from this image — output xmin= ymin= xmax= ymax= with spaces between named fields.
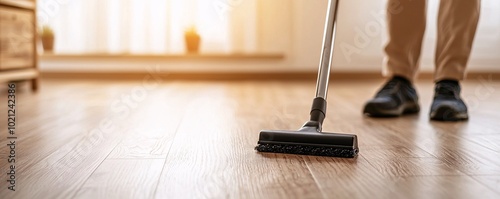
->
xmin=255 ymin=130 xmax=359 ymax=158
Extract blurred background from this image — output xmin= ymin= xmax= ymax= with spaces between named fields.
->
xmin=38 ymin=0 xmax=500 ymax=73
xmin=1 ymin=0 xmax=500 ymax=82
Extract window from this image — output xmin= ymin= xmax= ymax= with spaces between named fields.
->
xmin=37 ymin=0 xmax=258 ymax=54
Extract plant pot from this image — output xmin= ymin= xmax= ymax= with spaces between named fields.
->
xmin=41 ymin=35 xmax=54 ymax=52
xmin=184 ymin=33 xmax=200 ymax=53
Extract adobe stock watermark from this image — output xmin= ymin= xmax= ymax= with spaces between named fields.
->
xmin=37 ymin=0 xmax=72 ymax=25
xmin=453 ymin=75 xmax=496 ymax=132
xmin=420 ymin=74 xmax=497 ymax=149
xmin=54 ymin=66 xmax=164 ymax=170
xmin=5 ymin=0 xmax=73 ymax=58
xmin=464 ymin=75 xmax=496 ymax=111
xmin=271 ymin=103 xmax=299 ymax=129
xmin=434 ymin=74 xmax=496 ymax=122
xmin=213 ymin=0 xmax=245 ymax=21
xmin=340 ymin=0 xmax=404 ymax=63
xmin=5 ymin=83 xmax=17 ymax=191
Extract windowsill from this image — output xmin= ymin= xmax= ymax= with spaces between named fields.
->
xmin=40 ymin=53 xmax=285 ymax=61
xmin=0 ymin=0 xmax=36 ymax=9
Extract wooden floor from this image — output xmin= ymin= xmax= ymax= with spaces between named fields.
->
xmin=1 ymin=78 xmax=500 ymax=199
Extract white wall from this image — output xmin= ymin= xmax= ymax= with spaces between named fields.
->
xmin=41 ymin=0 xmax=500 ymax=73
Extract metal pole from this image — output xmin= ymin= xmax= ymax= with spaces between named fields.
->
xmin=315 ymin=0 xmax=339 ymax=99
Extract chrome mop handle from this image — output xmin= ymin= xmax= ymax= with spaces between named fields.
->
xmin=315 ymin=0 xmax=339 ymax=99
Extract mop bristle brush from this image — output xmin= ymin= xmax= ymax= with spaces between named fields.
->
xmin=255 ymin=0 xmax=359 ymax=158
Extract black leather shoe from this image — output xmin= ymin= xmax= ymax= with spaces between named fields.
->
xmin=430 ymin=80 xmax=468 ymax=121
xmin=363 ymin=76 xmax=420 ymax=117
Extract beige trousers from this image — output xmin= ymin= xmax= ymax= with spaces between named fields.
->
xmin=384 ymin=0 xmax=481 ymax=81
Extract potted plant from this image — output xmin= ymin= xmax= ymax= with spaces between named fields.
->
xmin=41 ymin=26 xmax=54 ymax=52
xmin=184 ymin=26 xmax=200 ymax=53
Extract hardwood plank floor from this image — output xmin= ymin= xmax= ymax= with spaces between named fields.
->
xmin=75 ymin=159 xmax=165 ymax=199
xmin=0 ymin=78 xmax=499 ymax=199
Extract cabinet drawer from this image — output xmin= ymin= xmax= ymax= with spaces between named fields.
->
xmin=0 ymin=5 xmax=35 ymax=70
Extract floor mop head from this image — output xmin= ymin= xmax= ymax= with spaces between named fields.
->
xmin=255 ymin=122 xmax=358 ymax=158
xmin=255 ymin=98 xmax=358 ymax=158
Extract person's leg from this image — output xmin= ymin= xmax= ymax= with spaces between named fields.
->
xmin=364 ymin=0 xmax=426 ymax=117
xmin=384 ymin=0 xmax=427 ymax=81
xmin=435 ymin=0 xmax=481 ymax=81
xmin=430 ymin=0 xmax=480 ymax=121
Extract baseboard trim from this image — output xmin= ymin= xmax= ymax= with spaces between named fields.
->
xmin=40 ymin=53 xmax=285 ymax=60
xmin=40 ymin=71 xmax=500 ymax=81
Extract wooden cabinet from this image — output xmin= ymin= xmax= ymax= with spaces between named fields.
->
xmin=0 ymin=0 xmax=38 ymax=91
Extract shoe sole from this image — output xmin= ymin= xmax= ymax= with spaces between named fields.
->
xmin=430 ymin=106 xmax=469 ymax=121
xmin=363 ymin=102 xmax=420 ymax=117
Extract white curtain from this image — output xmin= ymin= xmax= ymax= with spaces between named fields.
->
xmin=37 ymin=0 xmax=257 ymax=54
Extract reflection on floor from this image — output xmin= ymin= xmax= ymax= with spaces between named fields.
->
xmin=1 ymin=78 xmax=499 ymax=199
